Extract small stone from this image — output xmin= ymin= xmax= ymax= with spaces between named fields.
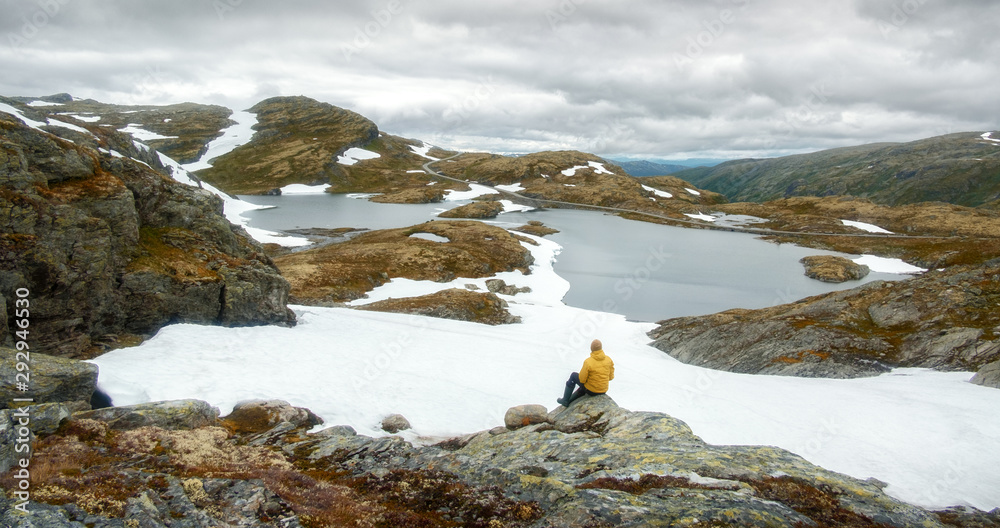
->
xmin=504 ymin=404 xmax=549 ymax=430
xmin=381 ymin=414 xmax=411 ymax=434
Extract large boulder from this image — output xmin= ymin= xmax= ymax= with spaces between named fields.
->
xmin=971 ymin=360 xmax=1000 ymax=389
xmin=800 ymin=255 xmax=870 ymax=283
xmin=72 ymin=399 xmax=220 ymax=430
xmin=504 ymin=404 xmax=549 ymax=430
xmin=0 ymin=348 xmax=97 ymax=408
xmin=222 ymin=399 xmax=323 ymax=433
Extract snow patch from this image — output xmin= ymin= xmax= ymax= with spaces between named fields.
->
xmin=685 ymin=212 xmax=716 ymax=222
xmin=337 ymin=147 xmax=381 ymax=166
xmin=495 ymin=183 xmax=525 ymax=193
xmin=26 ymin=100 xmax=63 ymax=107
xmin=981 ymin=132 xmax=1000 ymax=145
xmin=118 ymin=124 xmax=177 ymax=141
xmin=444 ymin=184 xmax=500 ymax=201
xmin=58 ymin=112 xmax=101 ymax=123
xmin=561 ymin=165 xmax=588 ymax=176
xmin=642 ymin=184 xmax=673 ymax=199
xmin=409 ymin=143 xmax=440 ymax=161
xmin=685 ymin=188 xmax=702 ymax=196
xmin=182 ymin=110 xmax=258 ymax=172
xmin=499 ymin=200 xmax=535 ymax=213
xmin=842 ymin=220 xmax=893 ymax=234
xmin=852 ymin=255 xmax=926 ymax=274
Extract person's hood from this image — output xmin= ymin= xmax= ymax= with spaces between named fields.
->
xmin=590 ymin=349 xmax=606 ymax=361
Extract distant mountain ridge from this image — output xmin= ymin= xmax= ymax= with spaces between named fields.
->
xmin=674 ymin=133 xmax=1000 ymax=208
xmin=613 ymin=159 xmax=691 ymax=176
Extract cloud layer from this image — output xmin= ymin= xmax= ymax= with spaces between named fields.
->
xmin=2 ymin=0 xmax=998 ymax=159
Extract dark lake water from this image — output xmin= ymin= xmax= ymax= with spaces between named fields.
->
xmin=239 ymin=193 xmax=905 ymax=322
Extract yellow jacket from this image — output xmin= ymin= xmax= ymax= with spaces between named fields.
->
xmin=579 ymin=349 xmax=614 ymax=394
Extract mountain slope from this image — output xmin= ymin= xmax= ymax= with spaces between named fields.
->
xmin=676 ymin=132 xmax=1000 ymax=207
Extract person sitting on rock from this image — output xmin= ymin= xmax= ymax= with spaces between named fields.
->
xmin=557 ymin=339 xmax=615 ymax=407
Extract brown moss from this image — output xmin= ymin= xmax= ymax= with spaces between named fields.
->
xmin=576 ymin=473 xmax=718 ymax=494
xmin=748 ymin=476 xmax=895 ymax=528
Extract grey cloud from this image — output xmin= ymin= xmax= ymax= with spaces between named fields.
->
xmin=1 ymin=0 xmax=997 ymax=158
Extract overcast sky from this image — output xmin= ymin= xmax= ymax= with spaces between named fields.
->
xmin=2 ymin=0 xmax=998 ymax=160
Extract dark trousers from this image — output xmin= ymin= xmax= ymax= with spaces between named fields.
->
xmin=561 ymin=372 xmax=602 ymax=406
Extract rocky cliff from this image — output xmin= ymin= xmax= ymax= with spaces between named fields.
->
xmin=5 ymin=394 xmax=996 ymax=527
xmin=0 ymin=106 xmax=294 ymax=358
xmin=648 ymin=261 xmax=1000 ymax=384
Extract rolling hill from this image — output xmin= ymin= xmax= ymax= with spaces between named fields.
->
xmin=674 ymin=132 xmax=1000 ymax=208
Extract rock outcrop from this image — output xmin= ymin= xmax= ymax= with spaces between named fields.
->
xmin=438 ymin=200 xmax=505 ymax=219
xmin=0 ymin=348 xmax=98 ymax=408
xmin=357 ymin=289 xmax=522 ymax=325
xmin=72 ymin=399 xmax=221 ymax=430
xmin=649 ymin=261 xmax=1000 ymax=380
xmin=0 ymin=108 xmax=294 ymax=358
xmin=275 ymin=220 xmax=534 ymax=304
xmin=801 ymin=255 xmax=871 ymax=282
xmin=7 ymin=395 xmax=993 ymax=527
xmin=971 ymin=360 xmax=1000 ymax=389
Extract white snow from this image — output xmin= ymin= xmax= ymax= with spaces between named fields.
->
xmin=642 ymin=184 xmax=673 ymax=199
xmin=118 ymin=124 xmax=178 ymax=142
xmin=685 ymin=212 xmax=716 ymax=222
xmin=685 ymin=188 xmax=702 ymax=196
xmin=58 ymin=112 xmax=101 ymax=123
xmin=444 ymin=184 xmax=500 ymax=201
xmin=337 ymin=147 xmax=381 ymax=166
xmin=409 ymin=143 xmax=439 ymax=161
xmin=842 ymin=219 xmax=893 ymax=234
xmin=280 ymin=184 xmax=331 ymax=195
xmin=0 ymin=102 xmax=96 ymax=140
xmin=26 ymin=100 xmax=63 ymax=107
xmin=981 ymin=132 xmax=1000 ymax=144
xmin=409 ymin=233 xmax=450 ymax=243
xmin=182 ymin=110 xmax=258 ymax=172
xmin=407 ymin=170 xmax=426 ymax=174
xmin=90 ymin=230 xmax=1000 ymax=511
xmin=588 ymin=161 xmax=614 ymax=174
xmin=346 ymin=193 xmax=382 ymax=200
xmin=852 ymin=255 xmax=926 ymax=274
xmin=45 ymin=118 xmax=92 ymax=135
xmin=495 ymin=183 xmax=526 ymax=193
xmin=560 ymin=165 xmax=587 ymax=176
xmin=499 ymin=200 xmax=535 ymax=213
